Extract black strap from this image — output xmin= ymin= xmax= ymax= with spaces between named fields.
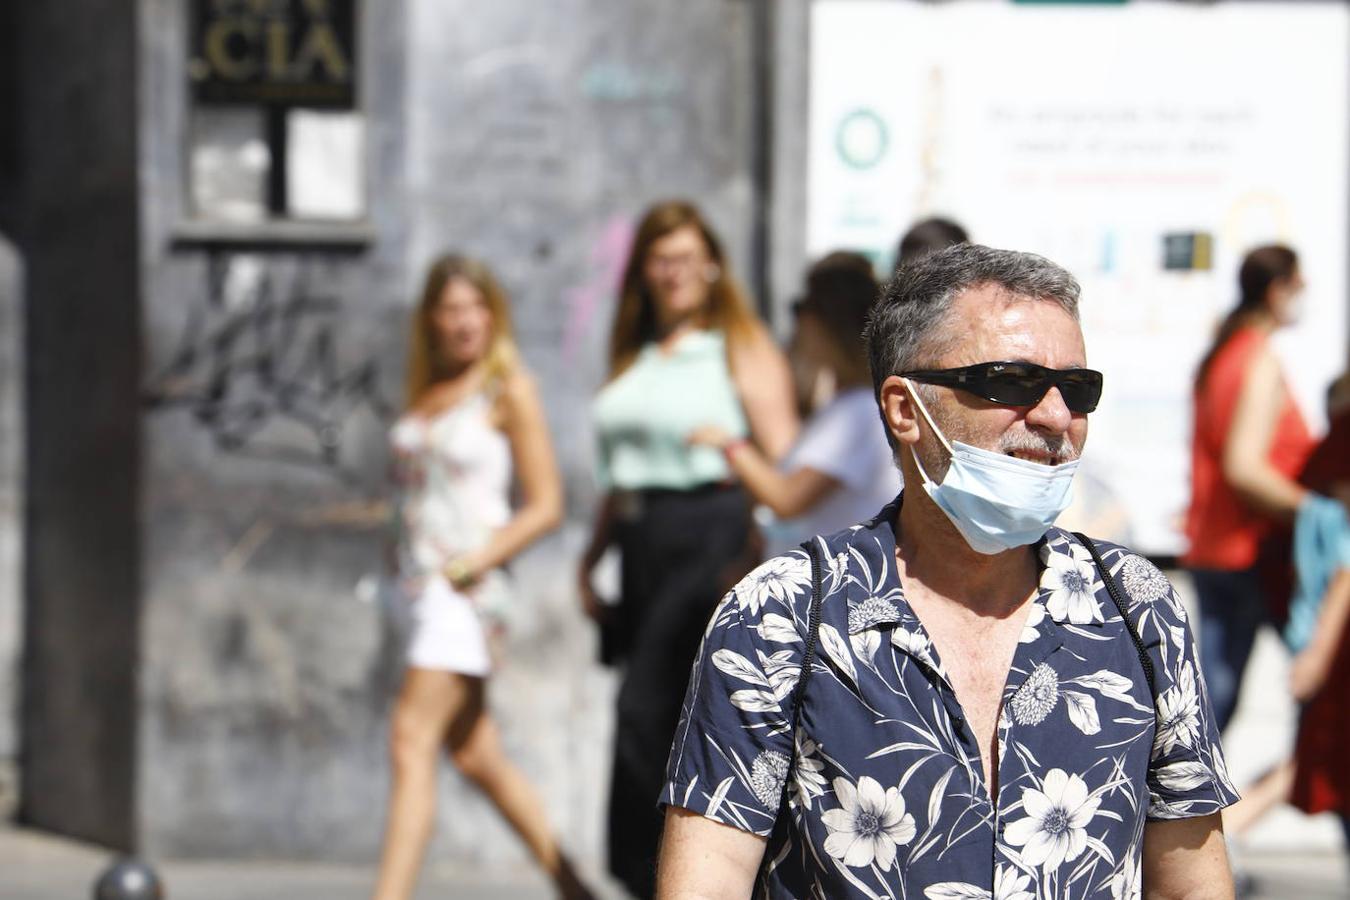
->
xmin=792 ymin=541 xmax=825 ymax=710
xmin=1073 ymin=532 xmax=1156 ymax=700
xmin=759 ymin=540 xmax=824 ymax=885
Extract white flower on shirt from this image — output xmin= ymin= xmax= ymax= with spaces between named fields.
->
xmin=1154 ymin=661 xmax=1201 ymax=757
xmin=1003 ymin=768 xmax=1101 ymax=870
xmin=848 ymin=596 xmax=900 ymax=633
xmin=1118 ymin=555 xmax=1171 ymax=607
xmin=1042 ymin=550 xmax=1104 ymax=624
xmin=1010 ymin=663 xmax=1060 ymax=726
xmin=822 ymin=775 xmax=916 ymax=871
xmin=1019 ymin=601 xmax=1046 ymax=644
xmin=735 ymin=555 xmax=812 ymax=616
xmin=848 ymin=597 xmax=897 ymax=670
xmin=995 ymin=865 xmax=1036 ymax=900
xmin=749 ymin=749 xmax=790 ymax=808
xmin=1111 ymin=859 xmax=1142 ymax=900
xmin=892 ymin=626 xmax=940 ymax=672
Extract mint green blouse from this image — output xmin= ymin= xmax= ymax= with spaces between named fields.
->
xmin=592 ymin=329 xmax=749 ymax=491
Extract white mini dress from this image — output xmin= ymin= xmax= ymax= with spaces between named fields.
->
xmin=388 ymin=392 xmax=512 ymax=676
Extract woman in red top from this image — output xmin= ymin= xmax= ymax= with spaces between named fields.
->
xmin=1184 ymin=244 xmax=1316 ymax=734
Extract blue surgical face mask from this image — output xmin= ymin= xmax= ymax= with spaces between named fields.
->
xmin=904 ymin=379 xmax=1080 ymax=554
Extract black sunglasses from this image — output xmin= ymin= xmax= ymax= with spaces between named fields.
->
xmin=900 ymin=361 xmax=1104 ymax=413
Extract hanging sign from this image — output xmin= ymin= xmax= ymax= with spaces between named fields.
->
xmin=189 ymin=0 xmax=357 ymax=108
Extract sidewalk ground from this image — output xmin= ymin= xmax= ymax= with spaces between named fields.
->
xmin=0 ymin=825 xmax=613 ymax=899
xmin=1 ymin=824 xmax=1345 ymax=899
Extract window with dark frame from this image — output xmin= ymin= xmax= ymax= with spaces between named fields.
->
xmin=186 ymin=0 xmax=364 ymax=224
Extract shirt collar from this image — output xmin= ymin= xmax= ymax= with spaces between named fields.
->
xmin=836 ymin=497 xmax=1104 ymax=636
xmin=1035 ymin=526 xmax=1110 ymax=628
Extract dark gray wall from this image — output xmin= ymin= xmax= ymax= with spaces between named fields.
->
xmin=16 ymin=3 xmax=142 ymax=851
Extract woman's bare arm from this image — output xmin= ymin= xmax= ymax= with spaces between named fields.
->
xmin=687 ymin=425 xmax=840 ymax=519
xmin=1221 ymin=346 xmax=1307 ymax=523
xmin=730 ymin=326 xmax=800 ymax=463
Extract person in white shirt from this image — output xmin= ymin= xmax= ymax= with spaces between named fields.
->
xmin=691 ymin=252 xmax=900 ymax=551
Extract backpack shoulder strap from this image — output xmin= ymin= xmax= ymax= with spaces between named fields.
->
xmin=791 ymin=540 xmax=825 ymax=711
xmin=762 ymin=541 xmax=824 ymax=848
xmin=1072 ymin=531 xmax=1156 ymax=700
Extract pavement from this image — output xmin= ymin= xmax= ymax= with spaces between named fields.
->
xmin=0 ymin=825 xmax=610 ymax=899
xmin=0 ymin=822 xmax=1345 ymax=899
xmin=3 ymin=572 xmax=1349 ymax=898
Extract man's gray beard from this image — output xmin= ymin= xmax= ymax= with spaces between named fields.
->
xmin=916 ymin=415 xmax=1080 ymax=479
xmin=996 ymin=428 xmax=1080 ymax=463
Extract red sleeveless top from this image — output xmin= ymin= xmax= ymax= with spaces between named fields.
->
xmin=1183 ymin=327 xmax=1314 ymax=569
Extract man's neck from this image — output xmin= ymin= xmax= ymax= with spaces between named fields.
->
xmin=895 ymin=494 xmax=1040 ymax=618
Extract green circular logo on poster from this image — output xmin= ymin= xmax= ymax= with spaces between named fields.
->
xmin=835 ymin=108 xmax=889 ymax=170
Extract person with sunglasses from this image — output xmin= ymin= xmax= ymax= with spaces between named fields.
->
xmin=655 ymin=244 xmax=1237 ymax=899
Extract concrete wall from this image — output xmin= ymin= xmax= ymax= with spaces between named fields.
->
xmin=134 ymin=0 xmax=409 ymax=860
xmin=133 ymin=0 xmax=758 ymax=864
xmin=400 ymin=0 xmax=757 ymax=867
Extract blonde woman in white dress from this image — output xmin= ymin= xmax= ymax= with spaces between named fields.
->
xmin=373 ymin=255 xmax=591 ymax=900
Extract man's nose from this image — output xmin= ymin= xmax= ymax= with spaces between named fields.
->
xmin=1025 ymin=385 xmax=1073 ymax=434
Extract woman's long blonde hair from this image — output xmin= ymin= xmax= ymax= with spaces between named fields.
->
xmin=406 ymin=254 xmax=519 ymax=406
xmin=607 ymin=200 xmax=760 ymax=379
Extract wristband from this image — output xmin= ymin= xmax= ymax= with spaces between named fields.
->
xmin=722 ymin=438 xmax=750 ymax=463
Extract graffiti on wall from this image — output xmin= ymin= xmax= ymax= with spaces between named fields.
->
xmin=561 ymin=215 xmax=633 ymax=365
xmin=144 ymin=252 xmax=392 ymax=475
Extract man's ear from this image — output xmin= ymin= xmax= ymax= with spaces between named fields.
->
xmin=880 ymin=375 xmax=921 ymax=449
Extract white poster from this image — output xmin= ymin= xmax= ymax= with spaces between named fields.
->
xmin=809 ymin=0 xmax=1349 ymax=554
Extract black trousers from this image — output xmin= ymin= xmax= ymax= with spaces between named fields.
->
xmin=605 ymin=484 xmax=755 ymax=899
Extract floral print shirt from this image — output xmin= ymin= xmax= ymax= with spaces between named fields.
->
xmin=662 ymin=498 xmax=1238 ymax=899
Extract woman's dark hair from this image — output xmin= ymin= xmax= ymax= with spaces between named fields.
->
xmin=1194 ymin=244 xmax=1298 ymax=390
xmin=795 ymin=251 xmax=879 ymax=385
xmin=894 ymin=217 xmax=969 ymax=273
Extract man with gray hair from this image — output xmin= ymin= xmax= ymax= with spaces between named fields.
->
xmin=655 ymin=244 xmax=1238 ymax=898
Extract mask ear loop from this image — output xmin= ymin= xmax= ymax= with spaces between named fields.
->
xmin=901 ymin=377 xmax=955 ymax=485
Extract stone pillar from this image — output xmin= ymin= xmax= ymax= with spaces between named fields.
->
xmin=14 ymin=3 xmax=143 ymax=851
